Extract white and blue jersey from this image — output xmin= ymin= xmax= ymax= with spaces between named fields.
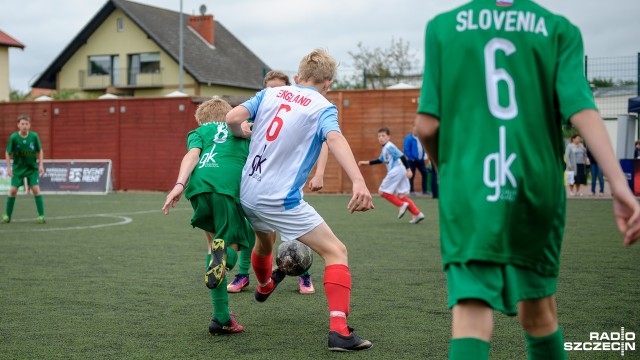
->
xmin=240 ymin=84 xmax=340 ymax=210
xmin=379 ymin=141 xmax=405 ymax=172
xmin=377 ymin=141 xmax=411 ymax=195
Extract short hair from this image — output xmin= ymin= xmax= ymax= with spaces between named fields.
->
xmin=378 ymin=127 xmax=390 ymax=135
xmin=17 ymin=114 xmax=31 ymax=122
xmin=263 ymin=70 xmax=290 ymax=87
xmin=570 ymin=134 xmax=581 ymax=141
xmin=297 ymin=48 xmax=337 ymax=84
xmin=195 ymin=97 xmax=232 ymax=125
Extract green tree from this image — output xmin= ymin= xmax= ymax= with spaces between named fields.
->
xmin=333 ymin=38 xmax=419 ymax=90
xmin=9 ymin=88 xmax=29 ymax=101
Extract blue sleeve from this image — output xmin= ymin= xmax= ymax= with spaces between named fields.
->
xmin=377 ymin=149 xmax=385 ymax=162
xmin=240 ymin=89 xmax=267 ymax=120
xmin=403 ymin=135 xmax=413 ymax=158
xmin=316 ymin=106 xmax=341 ymax=141
xmin=390 ymin=144 xmax=404 ymax=160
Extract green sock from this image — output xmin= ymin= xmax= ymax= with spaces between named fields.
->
xmin=449 ymin=338 xmax=490 ymax=360
xmin=5 ymin=196 xmax=16 ymax=217
xmin=237 ymin=248 xmax=251 ymax=275
xmin=525 ymin=327 xmax=567 ymax=360
xmin=206 ymin=253 xmax=230 ymax=323
xmin=34 ymin=195 xmax=44 ymax=216
xmin=226 ymin=247 xmax=238 ymax=271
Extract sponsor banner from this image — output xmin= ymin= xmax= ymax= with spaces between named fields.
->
xmin=1 ymin=160 xmax=112 ymax=195
xmin=39 ymin=160 xmax=112 ymax=194
xmin=565 ymin=327 xmax=636 ymax=356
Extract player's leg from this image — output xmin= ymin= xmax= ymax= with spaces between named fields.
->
xmin=206 ymin=194 xmax=251 ymax=335
xmin=298 ymin=223 xmax=372 ymax=351
xmin=379 ymin=170 xmax=410 ymax=218
xmin=227 ymin=249 xmax=251 ymax=293
xmin=251 ymin=230 xmax=281 ymax=299
xmin=397 ymin=177 xmax=424 ymax=224
xmin=518 ymin=296 xmax=566 ymax=360
xmin=3 ymin=175 xmax=23 ymax=222
xmin=450 ymin=300 xmax=493 ymax=359
xmin=30 ymin=173 xmax=45 ymax=223
xmin=298 ymin=270 xmax=315 ymax=294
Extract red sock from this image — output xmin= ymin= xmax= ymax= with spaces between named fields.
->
xmin=400 ymin=197 xmax=420 ymax=216
xmin=251 ymin=251 xmax=273 ymax=292
xmin=324 ymin=264 xmax=352 ymax=336
xmin=380 ymin=192 xmax=404 ymax=207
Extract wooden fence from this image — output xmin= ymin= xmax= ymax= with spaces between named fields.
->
xmin=0 ymin=89 xmax=426 ymax=194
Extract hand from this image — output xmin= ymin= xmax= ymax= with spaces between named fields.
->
xmin=162 ymin=185 xmax=184 ymax=215
xmin=406 ymin=168 xmax=413 ymax=179
xmin=357 ymin=161 xmax=368 ymax=166
xmin=308 ymin=174 xmax=324 ymax=192
xmin=240 ymin=121 xmax=253 ymax=138
xmin=610 ymin=184 xmax=640 ymax=247
xmin=7 ymin=167 xmax=13 ymax=177
xmin=347 ymin=181 xmax=374 ymax=213
xmin=39 ymin=164 xmax=45 ymax=176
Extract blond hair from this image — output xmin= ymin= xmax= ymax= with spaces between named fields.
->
xmin=297 ymin=48 xmax=336 ymax=84
xmin=195 ymin=97 xmax=232 ymax=124
xmin=263 ymin=70 xmax=290 ymax=87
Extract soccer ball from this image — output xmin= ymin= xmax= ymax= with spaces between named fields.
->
xmin=276 ymin=240 xmax=313 ymax=276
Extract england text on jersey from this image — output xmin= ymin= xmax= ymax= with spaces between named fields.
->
xmin=456 ymin=9 xmax=548 ymax=37
xmin=275 ymin=89 xmax=312 ymax=107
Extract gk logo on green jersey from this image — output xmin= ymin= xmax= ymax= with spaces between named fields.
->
xmin=199 ymin=144 xmax=218 ymax=168
xmin=483 ymin=127 xmax=517 ymax=202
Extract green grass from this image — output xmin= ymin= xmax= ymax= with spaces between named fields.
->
xmin=0 ymin=193 xmax=638 ymax=359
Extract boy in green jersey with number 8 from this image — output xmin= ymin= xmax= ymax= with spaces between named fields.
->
xmin=162 ymin=97 xmax=254 ymax=335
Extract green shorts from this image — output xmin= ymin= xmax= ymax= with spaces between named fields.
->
xmin=189 ymin=192 xmax=253 ymax=252
xmin=446 ymin=261 xmax=557 ymax=316
xmin=11 ymin=168 xmax=39 ymax=188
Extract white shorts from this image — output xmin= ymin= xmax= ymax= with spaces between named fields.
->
xmin=241 ymin=201 xmax=324 ymax=241
xmin=379 ymin=166 xmax=410 ymax=195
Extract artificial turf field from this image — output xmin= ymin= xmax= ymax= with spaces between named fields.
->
xmin=0 ymin=193 xmax=638 ymax=359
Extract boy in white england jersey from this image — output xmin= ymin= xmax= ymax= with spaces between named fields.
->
xmin=226 ymin=48 xmax=374 ymax=352
xmin=227 ymin=70 xmax=321 ymax=295
xmin=358 ymin=127 xmax=425 ymax=224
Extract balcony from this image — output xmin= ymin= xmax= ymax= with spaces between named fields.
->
xmin=78 ymin=68 xmax=164 ymax=90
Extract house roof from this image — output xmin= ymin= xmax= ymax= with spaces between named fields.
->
xmin=33 ymin=0 xmax=270 ymax=90
xmin=0 ymin=30 xmax=25 ymax=49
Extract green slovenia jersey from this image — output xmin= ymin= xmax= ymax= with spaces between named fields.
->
xmin=6 ymin=131 xmax=42 ymax=173
xmin=417 ymin=0 xmax=596 ymax=276
xmin=183 ymin=122 xmax=250 ymax=201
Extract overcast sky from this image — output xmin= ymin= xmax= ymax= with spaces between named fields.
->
xmin=1 ymin=0 xmax=638 ymax=93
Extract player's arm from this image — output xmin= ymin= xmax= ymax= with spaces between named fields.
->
xmin=415 ymin=113 xmax=440 ymax=171
xmin=325 ymin=131 xmax=374 ymax=213
xmin=38 ymin=148 xmax=44 ymax=176
xmin=226 ymin=106 xmax=252 ymax=138
xmin=571 ymin=109 xmax=640 ymax=246
xmin=5 ymin=151 xmax=13 ymax=177
xmin=308 ymin=142 xmax=328 ymax=192
xmin=162 ymin=148 xmax=201 ymax=214
xmin=399 ymin=154 xmax=413 ymax=178
xmin=358 ymin=159 xmax=382 ymax=166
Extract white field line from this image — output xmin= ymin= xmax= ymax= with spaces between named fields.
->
xmin=0 ymin=208 xmax=189 ymax=233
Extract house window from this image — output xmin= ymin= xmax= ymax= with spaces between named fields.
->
xmin=88 ymin=55 xmax=120 ymax=86
xmin=117 ymin=18 xmax=124 ymax=32
xmin=128 ymin=53 xmax=161 ymax=85
xmin=89 ymin=55 xmax=118 ymax=76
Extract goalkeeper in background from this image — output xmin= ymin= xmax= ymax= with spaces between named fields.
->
xmin=3 ymin=114 xmax=45 ymax=224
